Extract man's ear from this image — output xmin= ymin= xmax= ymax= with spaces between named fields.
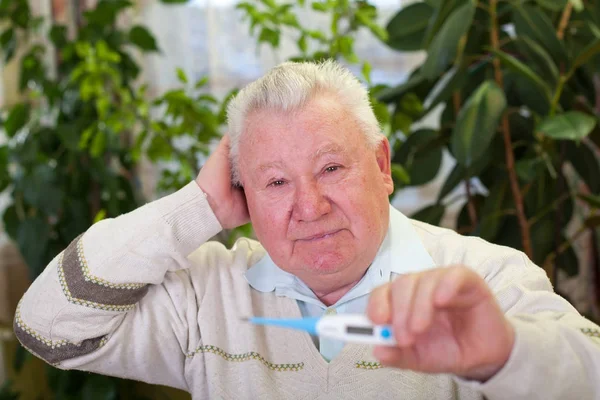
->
xmin=375 ymin=137 xmax=394 ymax=195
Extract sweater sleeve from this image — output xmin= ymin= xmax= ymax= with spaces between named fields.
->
xmin=13 ymin=181 xmax=223 ymax=390
xmin=454 ymin=247 xmax=600 ymax=400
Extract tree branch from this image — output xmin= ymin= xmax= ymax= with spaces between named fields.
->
xmin=490 ymin=0 xmax=533 ymax=259
xmin=557 ymin=2 xmax=573 ymax=41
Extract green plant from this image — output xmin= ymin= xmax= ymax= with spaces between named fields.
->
xmin=0 ymin=0 xmax=226 ymax=397
xmin=379 ymin=0 xmax=600 ymax=302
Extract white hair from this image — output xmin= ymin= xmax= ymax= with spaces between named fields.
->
xmin=226 ymin=59 xmax=384 ymax=185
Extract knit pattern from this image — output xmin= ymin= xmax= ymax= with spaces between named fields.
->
xmin=14 ymin=300 xmax=69 ymax=349
xmin=355 ymin=361 xmax=383 ymax=370
xmin=187 ymin=344 xmax=304 ymax=372
xmin=581 ymin=328 xmax=600 ymax=339
xmin=58 ymin=253 xmax=137 ymax=312
xmin=76 ymin=239 xmax=145 ymax=290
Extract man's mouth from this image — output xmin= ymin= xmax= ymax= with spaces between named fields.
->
xmin=299 ymin=229 xmax=342 ymax=241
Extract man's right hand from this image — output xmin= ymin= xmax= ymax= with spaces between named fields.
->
xmin=195 ymin=136 xmax=250 ymax=229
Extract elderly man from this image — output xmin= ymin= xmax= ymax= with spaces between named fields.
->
xmin=14 ymin=61 xmax=600 ymax=399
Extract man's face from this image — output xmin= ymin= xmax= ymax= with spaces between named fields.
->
xmin=239 ymin=95 xmax=394 ymax=293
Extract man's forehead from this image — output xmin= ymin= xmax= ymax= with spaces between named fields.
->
xmin=252 ymin=142 xmax=349 ymax=170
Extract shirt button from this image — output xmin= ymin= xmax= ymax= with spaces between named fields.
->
xmin=325 ymin=308 xmax=337 ymax=316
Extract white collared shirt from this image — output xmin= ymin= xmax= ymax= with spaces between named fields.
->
xmin=244 ymin=205 xmax=437 ymax=361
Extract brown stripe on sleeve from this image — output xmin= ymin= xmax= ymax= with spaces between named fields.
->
xmin=13 ymin=302 xmax=107 ymax=365
xmin=59 ymin=235 xmax=149 ymax=310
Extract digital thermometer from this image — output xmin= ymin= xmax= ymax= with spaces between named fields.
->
xmin=243 ymin=314 xmax=396 ymax=346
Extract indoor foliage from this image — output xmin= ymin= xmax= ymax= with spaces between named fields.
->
xmin=379 ymin=0 xmax=600 ymax=299
xmin=0 ymin=0 xmax=227 ymax=397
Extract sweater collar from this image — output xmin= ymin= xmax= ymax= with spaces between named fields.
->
xmin=244 ymin=205 xmax=436 ymax=304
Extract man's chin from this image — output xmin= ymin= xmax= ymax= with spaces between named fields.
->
xmin=300 ymin=253 xmax=351 ymax=275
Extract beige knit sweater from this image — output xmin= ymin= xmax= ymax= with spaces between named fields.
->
xmin=14 ymin=182 xmax=600 ymax=399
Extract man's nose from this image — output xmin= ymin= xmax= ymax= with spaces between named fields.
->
xmin=293 ymin=181 xmax=331 ymax=222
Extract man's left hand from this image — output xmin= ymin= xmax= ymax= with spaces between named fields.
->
xmin=367 ymin=266 xmax=515 ymax=382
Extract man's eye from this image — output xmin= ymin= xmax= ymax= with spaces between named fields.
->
xmin=268 ymin=180 xmax=285 ymax=187
xmin=325 ymin=166 xmax=339 ymax=173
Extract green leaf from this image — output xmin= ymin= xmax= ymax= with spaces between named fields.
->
xmin=375 ymin=73 xmax=424 ymax=103
xmin=420 ymin=2 xmax=476 ymax=80
xmin=312 ymin=3 xmax=329 ymax=12
xmin=147 ymin=135 xmax=172 ymax=160
xmin=371 ymin=99 xmax=390 ymax=127
xmin=260 ymin=0 xmax=277 ymax=8
xmin=569 ymin=0 xmax=583 ymax=12
xmin=557 ymin=245 xmax=579 ymax=277
xmin=411 ymin=204 xmax=446 ymax=226
xmin=479 ymin=181 xmax=509 ymax=241
xmin=423 ymin=65 xmax=467 ymax=111
xmin=128 ymin=25 xmax=159 ymax=52
xmin=422 ymin=0 xmax=464 ymax=47
xmin=22 ymin=165 xmax=63 ymax=216
xmin=391 ymin=111 xmax=412 ymax=135
xmin=456 ymin=194 xmax=484 ymax=233
xmin=393 ymin=129 xmax=443 ymax=186
xmin=90 ymin=131 xmax=107 ymax=157
xmin=517 ymin=37 xmax=559 ymax=85
xmin=0 ymin=28 xmax=16 ymax=63
xmin=81 ymin=374 xmax=118 ymax=400
xmin=16 ymin=216 xmax=50 ymax=277
xmin=537 ymin=112 xmax=596 ymax=140
xmin=362 ymin=61 xmax=372 ymax=84
xmin=49 ymin=25 xmax=67 ymax=47
xmin=515 ymin=157 xmax=544 ymax=182
xmin=578 ymin=193 xmax=600 ymax=208
xmin=425 ymin=0 xmax=442 ymax=8
xmin=569 ymin=39 xmax=600 ymax=77
xmin=566 ymin=141 xmax=600 ymax=193
xmin=513 ymin=4 xmax=567 ymax=65
xmin=12 ymin=345 xmax=30 ymax=374
xmin=297 ymin=34 xmax=307 ymax=53
xmin=385 ymin=2 xmax=433 ymax=51
xmin=451 ymin=81 xmax=506 ymax=167
xmin=4 ymin=103 xmax=30 ymax=137
xmin=490 ymin=48 xmax=552 ymax=101
xmin=258 ymin=27 xmax=280 ymax=48
xmin=0 ymin=380 xmax=19 ymax=400
xmin=437 ymin=155 xmax=489 ymax=202
xmin=534 ymin=0 xmax=567 ymax=11
xmin=176 ymin=67 xmax=188 ymax=84
xmin=506 ymin=73 xmax=550 ymax=115
xmin=391 ymin=163 xmax=410 ymax=185
xmin=85 ymin=0 xmax=132 ymax=26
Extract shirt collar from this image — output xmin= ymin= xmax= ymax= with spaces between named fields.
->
xmin=244 ymin=205 xmax=436 ymax=305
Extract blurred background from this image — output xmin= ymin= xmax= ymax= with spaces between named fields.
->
xmin=1 ymin=0 xmax=600 ymax=398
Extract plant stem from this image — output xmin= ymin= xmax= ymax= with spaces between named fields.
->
xmin=490 ymin=0 xmax=533 ymax=259
xmin=550 ymin=76 xmax=567 ymax=116
xmin=557 ymin=2 xmax=573 ymax=41
xmin=543 ymin=224 xmax=588 ymax=272
xmin=527 ymin=191 xmax=571 ymax=227
xmin=465 ymin=180 xmax=478 ymax=228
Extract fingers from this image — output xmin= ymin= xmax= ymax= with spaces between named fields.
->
xmin=390 ymin=275 xmax=418 ymax=346
xmin=368 ymin=267 xmax=485 ymax=345
xmin=367 ymin=284 xmax=391 ymax=325
xmin=373 ymin=345 xmax=421 ymax=370
xmin=434 ymin=267 xmax=487 ymax=309
xmin=408 ymin=270 xmax=445 ymax=335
